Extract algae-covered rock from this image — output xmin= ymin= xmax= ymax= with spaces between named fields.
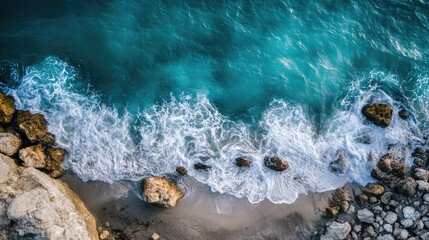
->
xmin=264 ymin=155 xmax=289 ymax=172
xmin=0 ymin=92 xmax=15 ymax=124
xmin=362 ymin=103 xmax=393 ymax=128
xmin=16 ymin=110 xmax=55 ymax=145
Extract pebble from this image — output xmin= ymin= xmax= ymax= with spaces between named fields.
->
xmin=424 ymin=193 xmax=429 ymax=203
xmin=104 ymin=221 xmax=110 ymax=227
xmin=357 ymin=209 xmax=375 ymax=223
xmin=388 ymin=200 xmax=399 ymax=207
xmin=380 ymin=192 xmax=393 ymax=205
xmin=400 ymin=218 xmax=413 ymax=228
xmin=376 ymin=234 xmax=394 ymax=240
xmin=353 ymin=225 xmax=361 ymax=232
xmin=417 ymin=179 xmax=429 ymax=190
xmin=99 ymin=230 xmax=110 ymax=240
xmin=383 ymin=224 xmax=393 ymax=233
xmin=402 ymin=206 xmax=416 ymax=220
xmin=384 ymin=212 xmax=397 ymax=224
xmin=372 ymin=205 xmax=383 ymax=214
xmin=399 ymin=229 xmax=409 ymax=239
xmin=150 ymin=232 xmax=160 ymax=240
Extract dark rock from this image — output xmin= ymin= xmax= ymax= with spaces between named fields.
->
xmin=264 ymin=156 xmax=289 ymax=172
xmin=414 ymin=158 xmax=425 ymax=168
xmin=378 ymin=153 xmax=397 ymax=173
xmin=398 ymin=109 xmax=409 ymax=120
xmin=16 ymin=110 xmax=55 ymax=145
xmin=235 ymin=156 xmax=252 ymax=167
xmin=371 ymin=168 xmax=383 ymax=180
xmin=45 ymin=147 xmax=66 ymax=178
xmin=0 ymin=92 xmax=15 ymax=124
xmin=176 ymin=166 xmax=187 ymax=176
xmin=361 ymin=103 xmax=393 ymax=128
xmin=194 ymin=163 xmax=210 ymax=170
xmin=391 ymin=160 xmax=406 ymax=178
xmin=329 ymin=152 xmax=347 ymax=174
xmin=356 ymin=194 xmax=369 ymax=205
xmin=396 ymin=177 xmax=417 ymax=197
xmin=412 ymin=147 xmax=426 ymax=160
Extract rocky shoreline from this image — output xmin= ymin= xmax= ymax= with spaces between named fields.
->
xmin=2 ymin=88 xmax=429 ymax=239
xmin=0 ymin=92 xmax=98 ymax=239
xmin=315 ymin=103 xmax=429 ymax=240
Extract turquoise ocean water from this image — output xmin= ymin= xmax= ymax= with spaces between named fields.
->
xmin=1 ymin=0 xmax=429 ymax=203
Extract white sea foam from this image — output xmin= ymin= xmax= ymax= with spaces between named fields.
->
xmin=2 ymin=57 xmax=425 ymax=204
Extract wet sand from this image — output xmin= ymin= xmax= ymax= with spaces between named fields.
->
xmin=62 ymin=173 xmax=337 ymax=240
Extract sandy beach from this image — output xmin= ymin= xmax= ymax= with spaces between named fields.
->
xmin=62 ymin=173 xmax=337 ymax=239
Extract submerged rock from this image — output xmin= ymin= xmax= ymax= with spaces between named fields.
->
xmin=16 ymin=110 xmax=55 ymax=145
xmin=412 ymin=147 xmax=426 ymax=160
xmin=398 ymin=109 xmax=409 ymax=119
xmin=194 ymin=163 xmax=211 ymax=170
xmin=176 ymin=166 xmax=187 ymax=176
xmin=361 ymin=103 xmax=393 ymax=128
xmin=0 ymin=133 xmax=21 ymax=156
xmin=235 ymin=156 xmax=252 ymax=167
xmin=0 ymin=92 xmax=15 ymax=124
xmin=141 ymin=176 xmax=184 ymax=208
xmin=329 ymin=152 xmax=347 ymax=174
xmin=18 ymin=144 xmax=47 ymax=168
xmin=264 ymin=155 xmax=289 ymax=171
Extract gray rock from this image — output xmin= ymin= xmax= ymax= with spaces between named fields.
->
xmin=320 ymin=221 xmax=351 ymax=240
xmin=353 ymin=225 xmax=361 ymax=233
xmin=381 ymin=192 xmax=393 ymax=205
xmin=398 ymin=229 xmax=408 ymax=239
xmin=400 ymin=218 xmax=413 ymax=228
xmin=389 ymin=200 xmax=399 ymax=207
xmin=416 ymin=219 xmax=424 ymax=231
xmin=381 ymin=211 xmax=387 ymax=218
xmin=384 ymin=212 xmax=398 ymax=224
xmin=372 ymin=205 xmax=383 ymax=214
xmin=357 ymin=209 xmax=375 ymax=223
xmin=417 ymin=180 xmax=429 ymax=192
xmin=0 ymin=133 xmax=21 ymax=156
xmin=365 ymin=226 xmax=376 ymax=237
xmin=413 ymin=168 xmax=429 ymax=181
xmin=421 ymin=232 xmax=429 ymax=240
xmin=424 ymin=193 xmax=429 ymax=203
xmin=383 ymin=224 xmax=393 ymax=233
xmin=376 ymin=234 xmax=394 ymax=240
xmin=351 ymin=231 xmax=358 ymax=239
xmin=402 ymin=206 xmax=416 ymax=220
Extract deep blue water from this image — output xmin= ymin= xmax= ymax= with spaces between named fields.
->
xmin=1 ymin=0 xmax=429 ymax=203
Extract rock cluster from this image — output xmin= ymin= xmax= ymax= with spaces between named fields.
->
xmin=316 ymin=147 xmax=429 ymax=239
xmin=0 ymin=93 xmax=66 ymax=178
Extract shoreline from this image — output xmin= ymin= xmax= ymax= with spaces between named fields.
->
xmin=62 ymin=172 xmax=338 ymax=239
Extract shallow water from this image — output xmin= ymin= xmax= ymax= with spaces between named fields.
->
xmin=1 ymin=0 xmax=429 ymax=203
